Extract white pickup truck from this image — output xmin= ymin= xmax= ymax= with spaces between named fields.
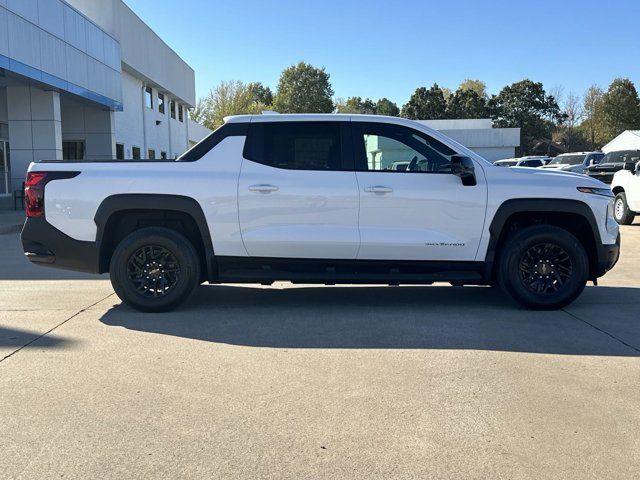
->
xmin=611 ymin=160 xmax=640 ymax=225
xmin=21 ymin=114 xmax=620 ymax=312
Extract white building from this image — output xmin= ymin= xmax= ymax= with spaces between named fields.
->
xmin=602 ymin=130 xmax=640 ymax=153
xmin=417 ymin=119 xmax=520 ymax=162
xmin=0 ymin=0 xmax=210 ymax=201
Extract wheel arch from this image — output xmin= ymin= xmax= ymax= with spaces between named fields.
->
xmin=94 ymin=194 xmax=215 ymax=280
xmin=612 ymin=185 xmax=625 ymax=195
xmin=485 ymin=198 xmax=601 ymax=282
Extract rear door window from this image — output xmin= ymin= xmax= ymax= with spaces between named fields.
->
xmin=244 ymin=122 xmax=352 ymax=171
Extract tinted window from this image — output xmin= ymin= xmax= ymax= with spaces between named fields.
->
xmin=601 ymin=150 xmax=640 ymax=164
xmin=62 ymin=141 xmax=85 ymax=160
xmin=132 ymin=147 xmax=141 ymax=160
xmin=521 ymin=159 xmax=542 ymax=167
xmin=244 ymin=122 xmax=345 ymax=171
xmin=115 ymin=143 xmax=124 ymax=160
xmin=353 ymin=122 xmax=455 ymax=173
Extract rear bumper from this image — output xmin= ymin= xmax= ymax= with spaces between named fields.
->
xmin=594 ymin=233 xmax=620 ymax=278
xmin=21 ymin=217 xmax=100 ymax=274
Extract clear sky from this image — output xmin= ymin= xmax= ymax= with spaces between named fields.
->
xmin=125 ymin=0 xmax=640 ymax=105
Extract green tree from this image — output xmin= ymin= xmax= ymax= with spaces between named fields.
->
xmin=446 ymin=88 xmax=489 ymax=119
xmin=248 ymin=82 xmax=274 ymax=106
xmin=601 ymin=78 xmax=640 ymax=141
xmin=458 ymin=79 xmax=487 ymax=99
xmin=580 ymin=85 xmax=606 ymax=149
xmin=335 ymin=96 xmax=376 ymax=114
xmin=375 ymin=98 xmax=400 ymax=116
xmin=401 ymin=84 xmax=447 ymax=119
xmin=193 ymin=80 xmax=268 ymax=129
xmin=489 ymin=79 xmax=561 ymax=154
xmin=274 ymin=62 xmax=334 ymax=113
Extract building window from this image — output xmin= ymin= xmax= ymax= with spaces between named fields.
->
xmin=144 ymin=86 xmax=153 ymax=109
xmin=160 ymin=151 xmax=167 ymax=159
xmin=62 ymin=141 xmax=85 ymax=160
xmin=158 ymin=93 xmax=165 ymax=114
xmin=132 ymin=146 xmax=141 ymax=159
xmin=170 ymin=100 xmax=176 ymax=119
xmin=116 ymin=143 xmax=125 ymax=160
xmin=148 ymin=149 xmax=156 ymax=160
xmin=178 ymin=105 xmax=184 ymax=122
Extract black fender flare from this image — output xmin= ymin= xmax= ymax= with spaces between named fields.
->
xmin=94 ymin=194 xmax=215 ymax=278
xmin=484 ymin=198 xmax=602 ymax=279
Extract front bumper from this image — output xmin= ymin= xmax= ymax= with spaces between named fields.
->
xmin=594 ymin=233 xmax=620 ymax=278
xmin=21 ymin=217 xmax=100 ymax=273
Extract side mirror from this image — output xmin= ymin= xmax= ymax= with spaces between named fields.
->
xmin=624 ymin=161 xmax=636 ymax=171
xmin=450 ymin=155 xmax=477 ymax=186
xmin=635 ymin=161 xmax=640 ymax=173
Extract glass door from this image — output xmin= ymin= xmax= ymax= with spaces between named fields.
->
xmin=0 ymin=140 xmax=9 ymax=195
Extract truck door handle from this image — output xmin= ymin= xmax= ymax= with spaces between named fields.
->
xmin=364 ymin=186 xmax=393 ymax=193
xmin=248 ymin=184 xmax=279 ymax=193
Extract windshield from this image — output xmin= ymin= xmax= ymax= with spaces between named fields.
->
xmin=548 ymin=154 xmax=585 ymax=165
xmin=600 ymin=150 xmax=640 ymax=164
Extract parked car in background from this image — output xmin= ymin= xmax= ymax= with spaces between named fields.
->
xmin=540 ymin=152 xmax=604 ymax=174
xmin=586 ymin=150 xmax=640 ymax=184
xmin=494 ymin=156 xmax=549 ymax=168
xmin=611 ymin=160 xmax=640 ymax=224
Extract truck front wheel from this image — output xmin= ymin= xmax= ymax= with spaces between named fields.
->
xmin=614 ymin=192 xmax=635 ymax=225
xmin=109 ymin=227 xmax=201 ymax=312
xmin=497 ymin=225 xmax=588 ymax=310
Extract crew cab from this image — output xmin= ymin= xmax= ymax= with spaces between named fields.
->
xmin=611 ymin=160 xmax=640 ymax=225
xmin=21 ymin=114 xmax=620 ymax=312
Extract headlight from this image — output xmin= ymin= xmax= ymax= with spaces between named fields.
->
xmin=577 ymin=186 xmax=614 ymax=198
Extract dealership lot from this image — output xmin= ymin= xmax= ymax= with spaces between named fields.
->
xmin=1 ymin=223 xmax=639 ymax=479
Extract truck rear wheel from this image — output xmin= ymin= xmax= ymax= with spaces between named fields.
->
xmin=614 ymin=192 xmax=635 ymax=225
xmin=109 ymin=227 xmax=200 ymax=312
xmin=497 ymin=225 xmax=588 ymax=310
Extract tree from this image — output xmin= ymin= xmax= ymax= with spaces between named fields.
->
xmin=274 ymin=62 xmax=334 ymax=113
xmin=554 ymin=91 xmax=585 ymax=151
xmin=446 ymin=88 xmax=489 ymax=119
xmin=458 ymin=79 xmax=487 ymax=99
xmin=401 ymin=84 xmax=447 ymax=120
xmin=580 ymin=85 xmax=606 ymax=150
xmin=335 ymin=96 xmax=376 ymax=114
xmin=489 ymin=79 xmax=562 ymax=154
xmin=600 ymin=78 xmax=640 ymax=141
xmin=375 ymin=98 xmax=400 ymax=117
xmin=193 ymin=80 xmax=269 ymax=129
xmin=247 ymin=82 xmax=273 ymax=106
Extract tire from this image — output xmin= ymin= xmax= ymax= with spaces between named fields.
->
xmin=497 ymin=225 xmax=589 ymax=310
xmin=109 ymin=227 xmax=201 ymax=312
xmin=613 ymin=192 xmax=635 ymax=225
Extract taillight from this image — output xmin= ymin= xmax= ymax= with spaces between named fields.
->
xmin=24 ymin=171 xmax=80 ymax=218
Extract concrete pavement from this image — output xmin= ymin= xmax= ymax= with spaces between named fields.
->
xmin=1 ymin=222 xmax=639 ymax=479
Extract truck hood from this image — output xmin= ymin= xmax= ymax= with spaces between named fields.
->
xmin=496 ymin=164 xmax=607 ymax=187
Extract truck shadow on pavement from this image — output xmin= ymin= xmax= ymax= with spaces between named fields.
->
xmin=99 ymin=284 xmax=640 ymax=356
xmin=0 ymin=326 xmax=71 ymax=350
